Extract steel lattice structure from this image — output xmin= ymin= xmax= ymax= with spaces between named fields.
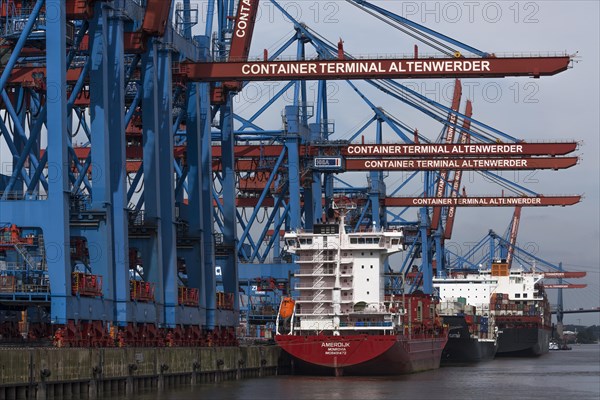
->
xmin=0 ymin=0 xmax=581 ymax=345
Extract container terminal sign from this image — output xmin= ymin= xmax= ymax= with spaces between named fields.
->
xmin=384 ymin=196 xmax=581 ymax=207
xmin=187 ymin=56 xmax=570 ymax=81
xmin=345 ymin=157 xmax=578 ymax=171
xmin=240 ymin=59 xmax=491 ymax=76
xmin=343 ymin=143 xmax=578 ymax=156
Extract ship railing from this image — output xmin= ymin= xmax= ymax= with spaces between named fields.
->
xmin=294 ymin=268 xmax=335 ymax=276
xmin=293 ymin=312 xmax=335 ymax=317
xmin=294 ymin=284 xmax=335 ymax=290
xmin=294 ymin=295 xmax=333 ymax=302
xmin=340 ymin=321 xmax=394 ymax=328
xmin=351 ymin=303 xmax=389 ymax=313
xmin=296 ymin=255 xmax=340 ymax=263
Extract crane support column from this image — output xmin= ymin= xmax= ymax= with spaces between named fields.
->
xmin=88 ymin=2 xmax=131 ymax=324
xmin=419 ymin=207 xmax=433 ymax=294
xmin=156 ymin=44 xmax=179 ymax=327
xmin=200 ymin=72 xmax=217 ymax=330
xmin=140 ymin=41 xmax=166 ymax=326
xmin=45 ymin=0 xmax=72 ymax=324
xmin=180 ymin=80 xmax=208 ymax=325
xmin=284 ymin=106 xmax=302 ymax=230
xmin=219 ymin=96 xmax=240 ymax=313
xmin=369 ymin=118 xmax=385 ymax=229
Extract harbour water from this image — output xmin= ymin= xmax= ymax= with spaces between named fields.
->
xmin=106 ymin=344 xmax=600 ymax=400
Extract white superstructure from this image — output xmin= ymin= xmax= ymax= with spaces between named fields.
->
xmin=283 ymin=218 xmax=405 ymax=335
xmin=433 ymin=266 xmax=545 ymax=307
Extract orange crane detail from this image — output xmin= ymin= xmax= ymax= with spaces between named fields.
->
xmin=212 ymin=0 xmax=260 ymax=103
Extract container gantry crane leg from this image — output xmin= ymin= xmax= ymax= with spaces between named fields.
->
xmin=86 ymin=0 xmax=133 ymax=329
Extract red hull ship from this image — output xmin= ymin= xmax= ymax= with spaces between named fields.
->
xmin=275 ymin=206 xmax=447 ymax=376
xmin=277 ymin=331 xmax=447 ymax=376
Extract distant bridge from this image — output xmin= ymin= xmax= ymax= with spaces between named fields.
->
xmin=551 ymin=308 xmax=600 ymax=315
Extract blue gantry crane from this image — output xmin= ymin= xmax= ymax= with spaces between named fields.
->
xmin=0 ymin=0 xmax=582 ymax=345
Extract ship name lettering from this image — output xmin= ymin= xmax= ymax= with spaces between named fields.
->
xmin=321 ymin=342 xmax=350 ymax=348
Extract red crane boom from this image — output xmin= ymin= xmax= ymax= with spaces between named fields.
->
xmin=444 ymin=99 xmax=473 ymax=239
xmin=544 ymin=284 xmax=587 ymax=289
xmin=180 ymin=56 xmax=571 ymax=82
xmin=506 ymin=206 xmax=522 ymax=268
xmin=213 ymin=0 xmax=260 ymax=102
xmin=431 ymin=79 xmax=462 ymax=231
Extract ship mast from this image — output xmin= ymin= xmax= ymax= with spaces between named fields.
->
xmin=332 ymin=221 xmax=342 ymax=335
xmin=331 ymin=200 xmax=354 ymax=336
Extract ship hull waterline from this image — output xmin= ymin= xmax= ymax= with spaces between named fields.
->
xmin=276 ymin=333 xmax=448 ymax=376
xmin=440 ymin=316 xmax=497 ymax=364
xmin=496 ymin=326 xmax=550 ymax=356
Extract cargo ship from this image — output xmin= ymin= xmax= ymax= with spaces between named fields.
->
xmin=433 ymin=274 xmax=499 ymax=363
xmin=490 ymin=262 xmax=551 ymax=356
xmin=275 ymin=208 xmax=448 ymax=376
xmin=434 ymin=261 xmax=550 ymax=358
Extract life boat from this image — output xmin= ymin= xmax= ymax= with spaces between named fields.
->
xmin=278 ymin=297 xmax=295 ymax=320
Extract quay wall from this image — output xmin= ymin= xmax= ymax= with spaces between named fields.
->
xmin=0 ymin=345 xmax=289 ymax=400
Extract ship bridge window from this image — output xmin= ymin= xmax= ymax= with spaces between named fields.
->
xmin=350 ymin=238 xmax=358 ymax=244
xmin=523 ymin=293 xmax=527 ymax=298
xmin=358 ymin=238 xmax=366 ymax=244
xmin=366 ymin=238 xmax=373 ymax=244
xmin=391 ymin=239 xmax=400 ymax=245
xmin=515 ymin=293 xmax=521 ymax=298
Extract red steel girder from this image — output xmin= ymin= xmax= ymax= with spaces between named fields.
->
xmin=7 ymin=67 xmax=83 ymax=87
xmin=66 ymin=0 xmax=95 ymax=19
xmin=543 ymin=271 xmax=587 ymax=279
xmin=180 ymin=56 xmax=571 ymax=82
xmin=142 ymin=0 xmax=172 ymax=37
xmin=345 ymin=157 xmax=578 ymax=171
xmin=238 ymin=173 xmax=277 ymax=191
xmin=232 ymin=197 xmax=275 ymax=208
xmin=384 ymin=196 xmax=581 ymax=207
xmin=213 ymin=159 xmax=277 ymax=172
xmin=544 ymin=284 xmax=587 ymax=289
xmin=342 ymin=142 xmax=578 ymax=157
xmin=213 ymin=145 xmax=312 ymax=158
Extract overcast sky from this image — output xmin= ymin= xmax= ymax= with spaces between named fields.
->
xmin=196 ymin=0 xmax=599 ymax=324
